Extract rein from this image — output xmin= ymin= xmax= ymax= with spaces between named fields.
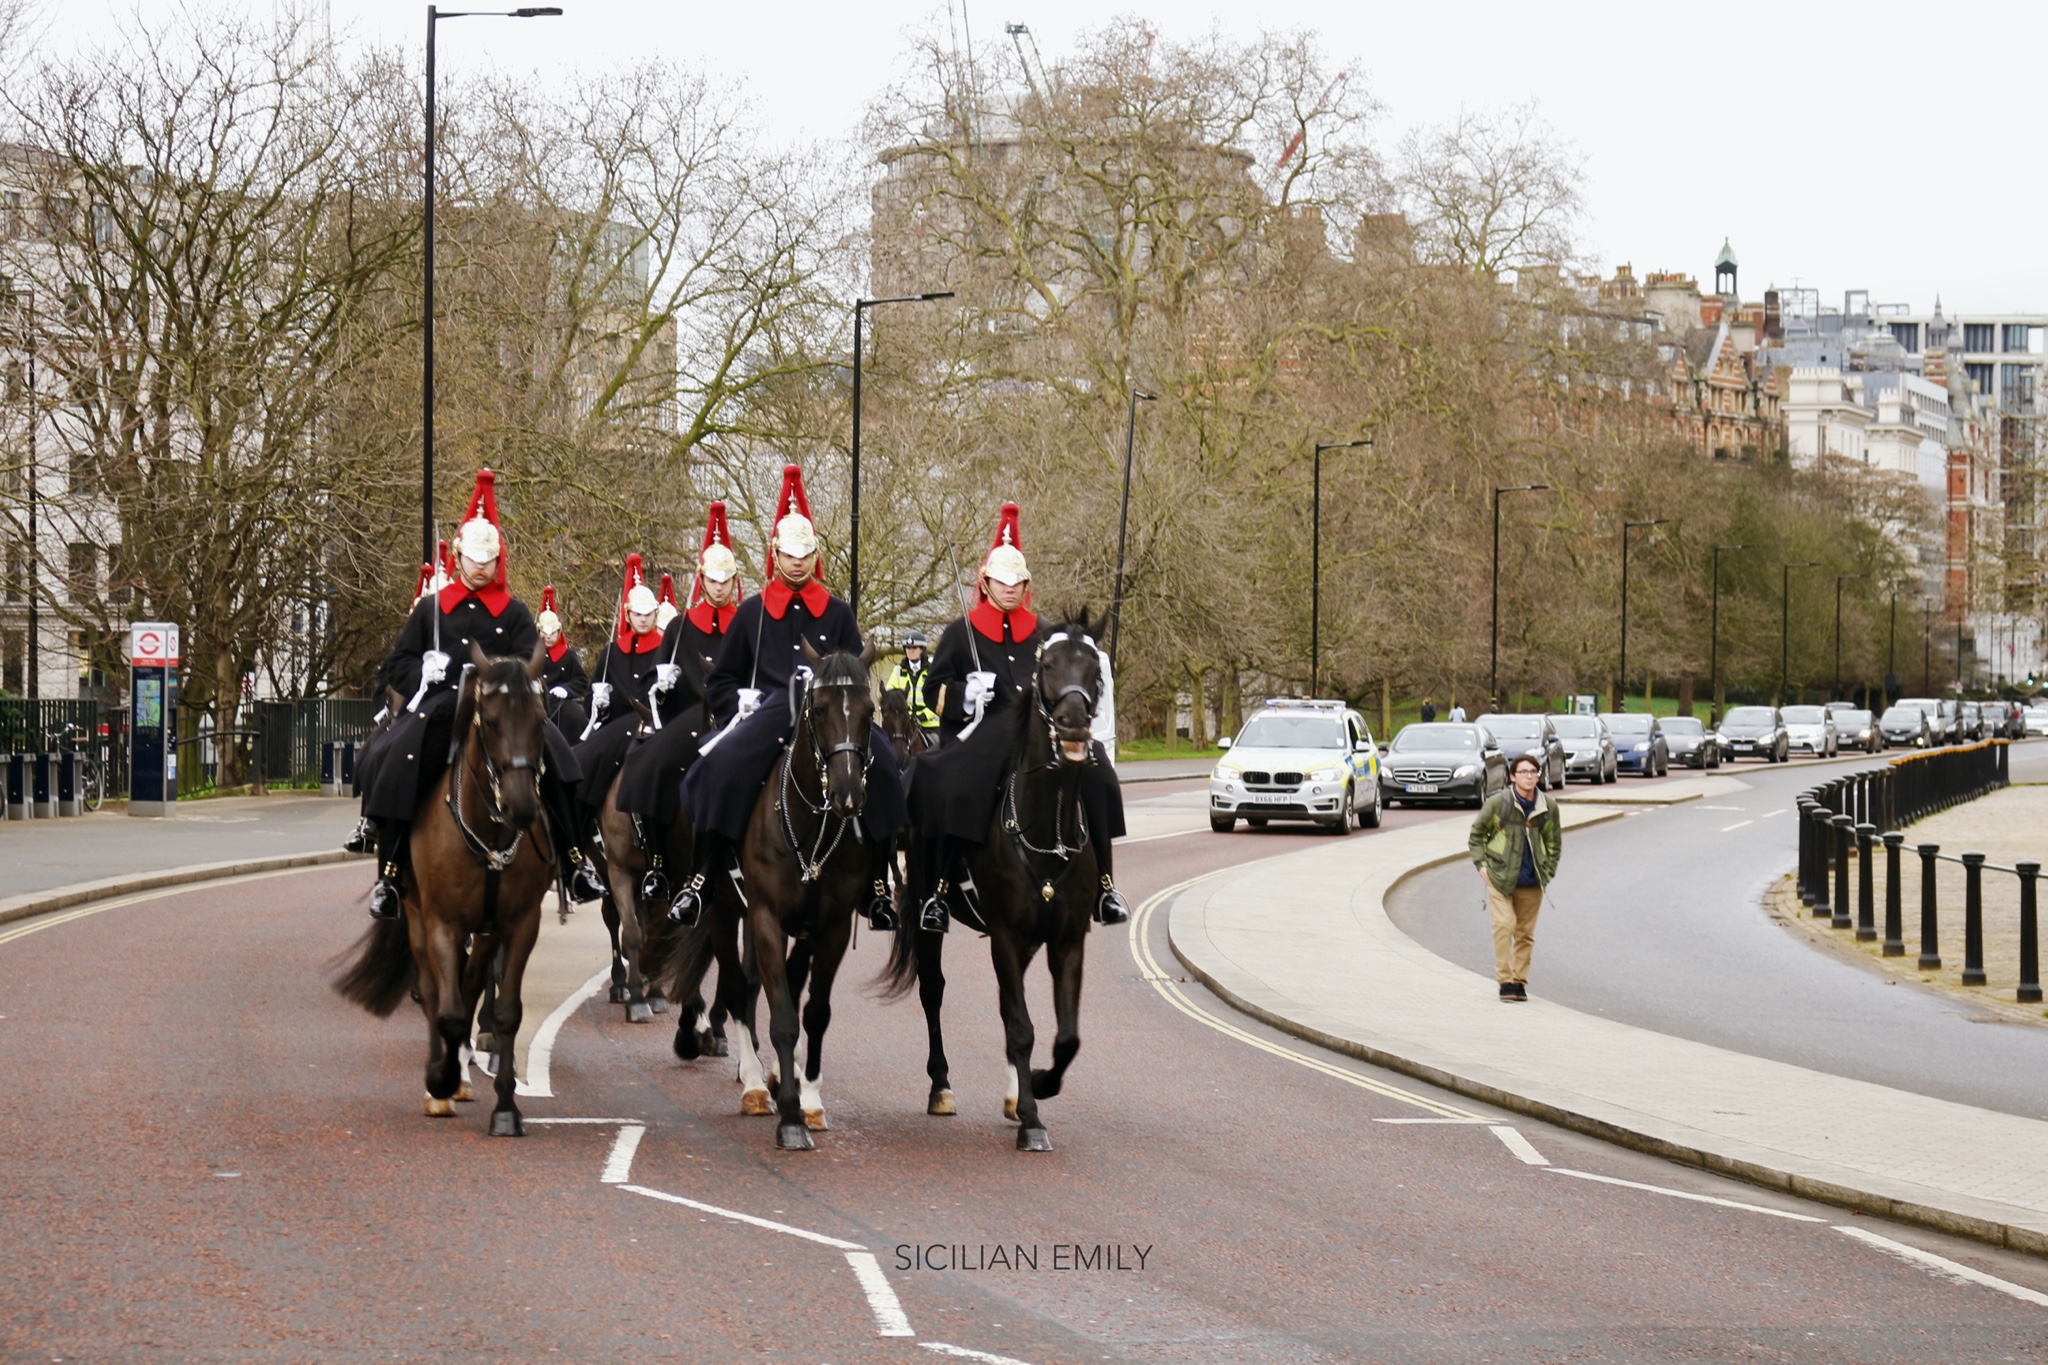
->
xmin=448 ymin=679 xmax=537 ymax=876
xmin=1004 ymin=638 xmax=1101 ymax=901
xmin=777 ymin=673 xmax=874 ymax=884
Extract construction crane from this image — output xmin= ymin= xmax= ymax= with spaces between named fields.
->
xmin=1006 ymin=22 xmax=1049 ymax=101
xmin=1277 ymin=70 xmax=1348 ymax=170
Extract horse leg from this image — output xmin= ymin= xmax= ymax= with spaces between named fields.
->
xmin=421 ymin=918 xmax=467 ymax=1116
xmin=991 ymin=932 xmax=1050 ymax=1151
xmin=613 ymin=875 xmax=653 ymax=1024
xmin=486 ymin=902 xmax=542 ymax=1137
xmin=795 ymin=915 xmax=851 ymax=1132
xmin=721 ymin=930 xmax=772 ymax=1116
xmin=1030 ymin=934 xmax=1085 ymax=1103
xmin=748 ymin=908 xmax=810 ymax=1151
xmin=918 ymin=929 xmax=955 ymax=1116
xmin=602 ymin=890 xmax=630 ymax=1004
xmin=643 ymin=910 xmax=671 ymax=1014
xmin=452 ymin=936 xmax=496 ymax=1101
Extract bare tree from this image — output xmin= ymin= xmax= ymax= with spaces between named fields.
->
xmin=1395 ymin=102 xmax=1583 ymax=279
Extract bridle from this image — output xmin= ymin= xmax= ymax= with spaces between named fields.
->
xmin=777 ymin=669 xmax=874 ymax=883
xmin=1003 ymin=632 xmax=1102 ymax=901
xmin=448 ymin=667 xmax=543 ymax=874
xmin=1031 ymin=630 xmax=1101 ymax=758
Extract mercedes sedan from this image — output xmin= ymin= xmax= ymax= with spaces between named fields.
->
xmin=1721 ymin=706 xmax=1790 ymax=763
xmin=1382 ymin=723 xmax=1508 ymax=808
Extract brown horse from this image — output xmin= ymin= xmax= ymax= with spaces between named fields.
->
xmin=335 ymin=642 xmax=555 ymax=1137
xmin=668 ymin=639 xmax=878 ymax=1150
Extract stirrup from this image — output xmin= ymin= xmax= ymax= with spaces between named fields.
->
xmin=867 ymin=879 xmax=897 ymax=932
xmin=668 ymin=876 xmax=705 ymax=927
xmin=1095 ymin=877 xmax=1130 ymax=926
xmin=919 ymin=881 xmax=951 ymax=934
xmin=640 ymin=853 xmax=670 ymax=905
xmin=343 ymin=817 xmax=373 ymax=855
xmin=568 ymin=852 xmax=606 ymax=904
xmin=368 ymin=870 xmax=403 ymax=920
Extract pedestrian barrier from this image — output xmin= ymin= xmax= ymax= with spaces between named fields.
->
xmin=5 ymin=752 xmax=27 ymax=820
xmin=1792 ymin=739 xmax=2043 ymax=1001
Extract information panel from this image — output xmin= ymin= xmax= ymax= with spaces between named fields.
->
xmin=129 ymin=623 xmax=180 ymax=817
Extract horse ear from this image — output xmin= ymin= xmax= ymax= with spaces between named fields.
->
xmin=468 ymin=639 xmax=489 ymax=669
xmin=526 ymin=643 xmax=546 ymax=680
xmin=799 ymin=637 xmax=822 ymax=667
xmin=858 ymin=641 xmax=876 ymax=670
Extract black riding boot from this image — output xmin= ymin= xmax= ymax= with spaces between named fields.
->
xmin=917 ymin=837 xmax=952 ymax=934
xmin=668 ymin=830 xmax=728 ymax=927
xmin=542 ymin=779 xmax=607 ymax=903
xmin=368 ymin=820 xmax=405 ymax=920
xmin=635 ymin=816 xmax=671 ymax=904
xmin=1093 ymin=833 xmax=1130 ymax=925
xmin=866 ymin=839 xmax=897 ymax=932
xmin=343 ymin=813 xmax=373 ymax=855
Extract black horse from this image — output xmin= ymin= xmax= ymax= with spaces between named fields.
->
xmin=667 ymin=639 xmax=880 ymax=1150
xmin=883 ymin=614 xmax=1107 ymax=1151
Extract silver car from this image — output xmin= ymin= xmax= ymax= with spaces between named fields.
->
xmin=1549 ymin=713 xmax=1618 ymax=784
xmin=1781 ymin=705 xmax=1838 ymax=758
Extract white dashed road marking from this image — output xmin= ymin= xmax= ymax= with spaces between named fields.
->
xmin=1720 ymin=820 xmax=1753 ymax=832
xmin=1489 ymin=1126 xmax=1549 ymax=1165
xmin=1546 ymin=1168 xmax=1826 ymax=1222
xmin=846 ymin=1250 xmax=916 ymax=1336
xmin=1836 ymin=1226 xmax=2048 ymax=1307
xmin=599 ymin=1124 xmax=645 ymax=1184
xmin=920 ymin=1344 xmax=1037 ymax=1363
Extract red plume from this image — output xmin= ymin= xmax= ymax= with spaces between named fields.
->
xmin=658 ymin=572 xmax=676 ymax=607
xmin=764 ymin=464 xmax=815 ymax=577
xmin=541 ymin=585 xmax=558 ymax=615
xmin=613 ymin=552 xmax=645 ymax=651
xmin=413 ymin=561 xmax=434 ymax=604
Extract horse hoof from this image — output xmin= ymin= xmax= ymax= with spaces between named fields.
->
xmin=424 ymin=1096 xmax=454 ymax=1118
xmin=1002 ymin=1097 xmax=1019 ymax=1121
xmin=1017 ymin=1126 xmax=1053 ymax=1153
xmin=453 ymin=1081 xmax=474 ymax=1102
xmin=777 ymin=1121 xmax=816 ymax=1151
xmin=626 ymin=1001 xmax=654 ymax=1024
xmin=740 ymin=1088 xmax=774 ymax=1117
xmin=608 ymin=983 xmax=631 ymax=1004
xmin=928 ymin=1089 xmax=957 ymax=1117
xmin=647 ymin=991 xmax=669 ymax=1014
xmin=803 ymin=1108 xmax=829 ymax=1132
xmin=711 ymin=1037 xmax=730 ymax=1058
xmin=673 ymin=1028 xmax=703 ymax=1062
xmin=489 ymin=1110 xmax=524 ymax=1138
xmin=475 ymin=1031 xmax=497 ymax=1056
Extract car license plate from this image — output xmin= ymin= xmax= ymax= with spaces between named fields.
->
xmin=1249 ymin=792 xmax=1295 ymax=804
xmin=1405 ymin=783 xmax=1439 ymax=794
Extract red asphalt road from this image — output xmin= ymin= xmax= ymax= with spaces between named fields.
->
xmin=5 ymin=779 xmax=2048 ymax=1362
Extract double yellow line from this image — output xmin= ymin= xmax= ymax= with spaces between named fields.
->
xmin=1126 ymin=864 xmax=1482 ymax=1121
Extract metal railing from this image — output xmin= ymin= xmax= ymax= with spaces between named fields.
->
xmin=1794 ymin=740 xmax=2038 ymax=999
xmin=173 ymin=729 xmax=256 ymax=799
xmin=0 ymin=698 xmax=101 ymax=754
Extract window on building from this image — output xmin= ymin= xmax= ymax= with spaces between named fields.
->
xmin=67 ymin=542 xmax=95 ymax=601
xmin=1890 ymin=322 xmax=1920 ymax=353
xmin=62 ymin=281 xmax=88 ymax=325
xmin=0 ymin=191 xmax=20 ymax=239
xmin=1966 ymin=362 xmax=1996 ymax=395
xmin=2006 ymin=324 xmax=2035 ymax=354
xmin=67 ymin=443 xmax=96 ymax=493
xmin=107 ymin=542 xmax=131 ymax=605
xmin=40 ymin=195 xmax=75 ymax=240
xmin=4 ymin=539 xmax=24 ymax=602
xmin=1964 ymin=323 xmax=1997 ymax=354
xmin=2003 ymin=366 xmax=2036 ymax=409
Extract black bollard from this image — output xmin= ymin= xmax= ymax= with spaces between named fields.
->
xmin=1798 ymin=799 xmax=1821 ymax=908
xmin=1918 ymin=843 xmax=1942 ymax=970
xmin=1961 ymin=852 xmax=1986 ymax=986
xmin=1831 ymin=814 xmax=1854 ymax=930
xmin=2019 ymin=861 xmax=2041 ymax=1006
xmin=1882 ymin=832 xmax=1905 ymax=957
xmin=1855 ymin=823 xmax=1876 ymax=942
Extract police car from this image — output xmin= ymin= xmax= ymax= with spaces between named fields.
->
xmin=1210 ymin=698 xmax=1384 ymax=835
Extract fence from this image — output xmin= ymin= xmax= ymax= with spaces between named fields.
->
xmin=1793 ymin=740 xmax=2037 ymax=1000
xmin=0 ymin=698 xmax=102 ymax=754
xmin=252 ymin=699 xmax=380 ymax=788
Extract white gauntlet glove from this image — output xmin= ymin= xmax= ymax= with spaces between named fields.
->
xmin=419 ymin=649 xmax=451 ymax=686
xmin=735 ymin=687 xmax=763 ymax=719
xmin=590 ymin=681 xmax=613 ymax=714
xmin=962 ymin=670 xmax=998 ymax=717
xmin=548 ymin=686 xmax=569 ymax=699
xmin=654 ymin=663 xmax=681 ymax=694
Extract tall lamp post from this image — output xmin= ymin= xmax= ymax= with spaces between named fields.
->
xmin=1309 ymin=437 xmax=1371 ymax=697
xmin=1922 ymin=598 xmax=1933 ymax=695
xmin=848 ymin=290 xmax=953 ymax=618
xmin=1490 ymin=483 xmax=1547 ymax=709
xmin=1780 ymin=561 xmax=1818 ymax=705
xmin=1833 ymin=572 xmax=1867 ymax=701
xmin=1107 ymin=386 xmax=1157 ymax=669
xmin=11 ymin=287 xmax=36 ymax=698
xmin=1618 ymin=518 xmax=1666 ymax=711
xmin=1886 ymin=589 xmax=1899 ymax=705
xmin=423 ymin=4 xmax=563 ymax=565
xmin=1708 ymin=543 xmax=1748 ymax=724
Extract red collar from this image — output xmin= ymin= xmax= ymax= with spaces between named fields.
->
xmin=618 ymin=629 xmax=663 ymax=655
xmin=969 ymin=601 xmax=1036 ymax=642
xmin=762 ymin=577 xmax=829 ymax=620
xmin=438 ymin=579 xmax=511 ymax=616
xmin=687 ymin=600 xmax=737 ymax=634
xmin=546 ymin=638 xmax=568 ymax=663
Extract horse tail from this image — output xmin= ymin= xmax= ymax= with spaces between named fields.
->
xmin=877 ymin=908 xmax=922 ymax=1000
xmin=331 ymin=915 xmax=415 ymax=1018
xmin=660 ymin=912 xmax=714 ymax=1005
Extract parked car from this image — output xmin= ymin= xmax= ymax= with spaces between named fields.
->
xmin=1997 ymin=701 xmax=2030 ymax=739
xmin=1897 ymin=697 xmax=1959 ymax=744
xmin=1834 ymin=708 xmax=1882 ymax=753
xmin=1660 ymin=715 xmax=1722 ymax=769
xmin=1781 ymin=705 xmax=1839 ymax=758
xmin=1550 ymin=713 xmax=1618 ymax=784
xmin=1957 ymin=702 xmax=1986 ymax=742
xmin=2026 ymin=705 xmax=2048 ymax=737
xmin=1210 ymin=698 xmax=1384 ymax=834
xmin=1720 ymin=705 xmax=1790 ymax=763
xmin=1599 ymin=712 xmax=1668 ymax=777
xmin=1381 ymin=723 xmax=1507 ymax=809
xmin=1476 ymin=713 xmax=1567 ymax=789
xmin=1878 ymin=704 xmax=1933 ymax=748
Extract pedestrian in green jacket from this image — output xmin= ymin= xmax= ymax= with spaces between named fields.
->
xmin=1467 ymin=753 xmax=1562 ymax=1002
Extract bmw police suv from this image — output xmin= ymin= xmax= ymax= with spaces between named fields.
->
xmin=1210 ymin=699 xmax=1383 ymax=835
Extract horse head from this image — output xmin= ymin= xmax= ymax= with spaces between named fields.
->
xmin=798 ymin=637 xmax=878 ymax=818
xmin=1037 ymin=609 xmax=1108 ymax=767
xmin=461 ymin=640 xmax=547 ymax=827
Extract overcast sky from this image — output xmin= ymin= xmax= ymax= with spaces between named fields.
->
xmin=29 ymin=1 xmax=2048 ymax=315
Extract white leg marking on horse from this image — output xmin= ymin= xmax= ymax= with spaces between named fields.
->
xmin=800 ymin=1071 xmax=824 ymax=1113
xmin=600 ymin=1123 xmax=646 ymax=1184
xmin=1005 ymin=1063 xmax=1020 ymax=1103
xmin=695 ymin=1008 xmax=711 ymax=1035
xmin=730 ymin=1017 xmax=768 ymax=1092
xmin=844 ymin=1251 xmax=915 ymax=1337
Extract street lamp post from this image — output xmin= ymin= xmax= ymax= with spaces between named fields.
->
xmin=1923 ymin=599 xmax=1932 ymax=695
xmin=1709 ymin=543 xmax=1748 ymax=724
xmin=12 ymin=288 xmax=36 ymax=698
xmin=1490 ymin=483 xmax=1547 ymax=709
xmin=1887 ymin=589 xmax=1898 ymax=705
xmin=1834 ymin=572 xmax=1867 ymax=700
xmin=1309 ymin=438 xmax=1371 ymax=697
xmin=1107 ymin=387 xmax=1157 ymax=670
xmin=423 ymin=5 xmax=563 ymax=565
xmin=1618 ymin=518 xmax=1666 ymax=711
xmin=1780 ymin=561 xmax=1818 ymax=705
xmin=848 ymin=290 xmax=953 ymax=618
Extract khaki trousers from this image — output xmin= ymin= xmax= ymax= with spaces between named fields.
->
xmin=1486 ymin=882 xmax=1543 ymax=984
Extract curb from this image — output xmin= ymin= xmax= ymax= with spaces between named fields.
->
xmin=1164 ymin=814 xmax=2048 ymax=1259
xmin=0 ymin=849 xmax=366 ymax=930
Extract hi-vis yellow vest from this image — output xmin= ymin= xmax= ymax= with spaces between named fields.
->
xmin=883 ymin=663 xmax=939 ymax=728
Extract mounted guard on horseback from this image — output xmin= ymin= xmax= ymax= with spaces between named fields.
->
xmin=536 ymin=586 xmax=591 ymax=738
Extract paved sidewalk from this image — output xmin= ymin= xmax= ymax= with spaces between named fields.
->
xmin=0 ymin=792 xmax=360 ymax=898
xmin=1169 ymin=805 xmax=2048 ymax=1253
